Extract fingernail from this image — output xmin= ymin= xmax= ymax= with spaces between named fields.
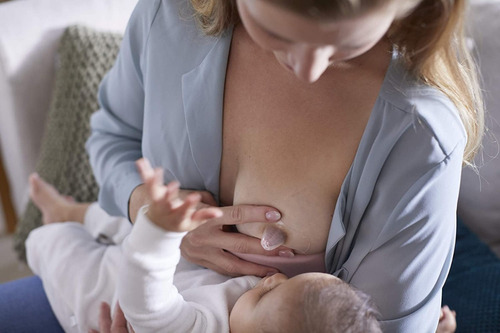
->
xmin=265 ymin=211 xmax=281 ymax=221
xmin=279 ymin=250 xmax=295 ymax=258
xmin=261 ymin=225 xmax=286 ymax=251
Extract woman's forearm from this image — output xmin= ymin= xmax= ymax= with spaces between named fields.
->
xmin=86 ymin=0 xmax=153 ymax=218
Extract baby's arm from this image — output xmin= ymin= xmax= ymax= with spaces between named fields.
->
xmin=118 ymin=159 xmax=226 ymax=332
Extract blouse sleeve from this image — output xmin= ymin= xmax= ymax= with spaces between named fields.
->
xmin=85 ymin=0 xmax=161 ymax=218
xmin=346 ymin=115 xmax=465 ymax=332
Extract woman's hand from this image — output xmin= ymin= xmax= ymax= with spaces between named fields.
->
xmin=436 ymin=305 xmax=456 ymax=333
xmin=130 ymin=159 xmax=289 ymax=277
xmin=180 ymin=204 xmax=290 ymax=277
xmin=132 ymin=185 xmax=288 ymax=276
xmin=89 ymin=302 xmax=134 ymax=333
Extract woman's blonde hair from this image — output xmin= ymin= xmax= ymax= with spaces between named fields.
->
xmin=190 ymin=0 xmax=484 ymax=164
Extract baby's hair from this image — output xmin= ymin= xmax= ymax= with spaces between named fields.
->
xmin=296 ymin=278 xmax=381 ymax=333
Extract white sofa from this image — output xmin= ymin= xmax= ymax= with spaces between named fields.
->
xmin=0 ymin=0 xmax=139 ymax=234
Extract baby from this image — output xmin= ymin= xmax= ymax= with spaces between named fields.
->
xmin=26 ymin=158 xmax=381 ymax=333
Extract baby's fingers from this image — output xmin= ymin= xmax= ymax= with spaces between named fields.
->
xmin=160 ymin=192 xmax=203 ymax=231
xmin=97 ymin=302 xmax=112 ymax=333
xmin=176 ymin=192 xmax=202 ymax=215
xmin=165 ymin=181 xmax=181 ymax=206
xmin=170 ymin=192 xmax=201 ymax=220
xmin=136 ymin=158 xmax=154 ymax=182
xmin=137 ymin=159 xmax=169 ymax=202
xmin=148 ymin=168 xmax=167 ymax=202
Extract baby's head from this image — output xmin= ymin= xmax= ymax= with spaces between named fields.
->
xmin=230 ymin=272 xmax=381 ymax=333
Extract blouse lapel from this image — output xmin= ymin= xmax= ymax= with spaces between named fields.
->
xmin=181 ymin=28 xmax=233 ymax=202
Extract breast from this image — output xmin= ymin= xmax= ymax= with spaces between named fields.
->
xmin=232 ymin=168 xmax=338 ymax=254
xmin=220 ymin=67 xmax=363 ymax=255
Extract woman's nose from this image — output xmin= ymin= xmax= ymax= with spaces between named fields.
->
xmin=290 ymin=45 xmax=334 ymax=83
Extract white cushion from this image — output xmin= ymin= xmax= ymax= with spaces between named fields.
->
xmin=459 ymin=0 xmax=500 ymax=257
xmin=0 ymin=0 xmax=138 ymax=219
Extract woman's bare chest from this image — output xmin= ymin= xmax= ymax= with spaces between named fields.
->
xmin=219 ymin=67 xmax=365 ymax=207
xmin=220 ymin=89 xmax=363 ymax=253
xmin=218 ymin=28 xmax=384 ymax=253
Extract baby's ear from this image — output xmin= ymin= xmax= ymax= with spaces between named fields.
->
xmin=261 ymin=273 xmax=289 ymax=293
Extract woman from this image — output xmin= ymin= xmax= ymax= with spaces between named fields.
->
xmin=88 ymin=0 xmax=481 ymax=331
xmin=0 ymin=0 xmax=482 ymax=332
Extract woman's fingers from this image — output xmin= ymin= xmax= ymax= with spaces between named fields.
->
xmin=198 ymin=190 xmax=217 ymax=206
xmin=111 ymin=303 xmax=129 ymax=332
xmin=182 ymin=225 xmax=287 ymax=257
xmin=179 ymin=204 xmax=290 ymax=276
xmin=98 ymin=302 xmax=112 ymax=333
xmin=212 ymin=205 xmax=281 ymax=226
xmin=194 ymin=205 xmax=286 ymax=255
xmin=437 ymin=305 xmax=457 ymax=333
xmin=96 ymin=302 xmax=131 ymax=333
xmin=199 ymin=249 xmax=279 ymax=277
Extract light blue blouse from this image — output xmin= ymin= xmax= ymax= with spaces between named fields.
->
xmin=86 ymin=0 xmax=466 ymax=331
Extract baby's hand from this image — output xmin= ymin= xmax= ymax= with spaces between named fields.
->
xmin=136 ymin=158 xmax=222 ymax=232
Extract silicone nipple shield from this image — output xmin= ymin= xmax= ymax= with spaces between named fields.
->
xmin=261 ymin=223 xmax=287 ymax=251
